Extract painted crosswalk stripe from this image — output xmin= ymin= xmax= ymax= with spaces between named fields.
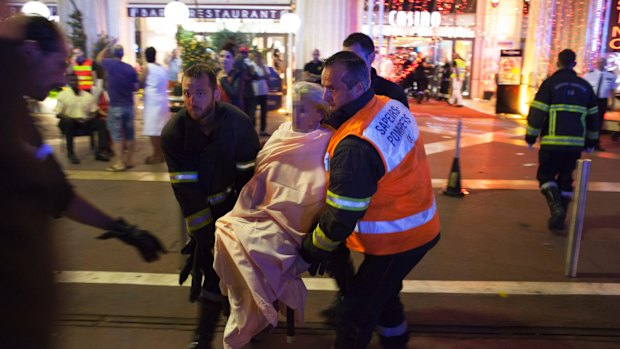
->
xmin=55 ymin=271 xmax=620 ymax=296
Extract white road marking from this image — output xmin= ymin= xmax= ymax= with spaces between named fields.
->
xmin=55 ymin=271 xmax=620 ymax=296
xmin=65 ymin=171 xmax=620 ymax=192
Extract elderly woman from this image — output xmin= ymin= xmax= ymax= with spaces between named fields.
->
xmin=213 ymin=82 xmax=330 ymax=349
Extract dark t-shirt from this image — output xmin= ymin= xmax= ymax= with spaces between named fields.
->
xmin=303 ymin=60 xmax=323 ymax=83
xmin=101 ymin=58 xmax=138 ymax=107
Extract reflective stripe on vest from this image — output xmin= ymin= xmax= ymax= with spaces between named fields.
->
xmin=74 ymin=62 xmax=93 ymax=90
xmin=324 ymin=95 xmax=440 ymax=255
xmin=355 ymin=199 xmax=437 ymax=234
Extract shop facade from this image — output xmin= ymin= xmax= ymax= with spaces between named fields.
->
xmin=6 ymin=0 xmax=612 ymax=113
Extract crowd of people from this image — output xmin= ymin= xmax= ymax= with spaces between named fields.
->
xmin=1 ymin=9 xmax=615 ymax=349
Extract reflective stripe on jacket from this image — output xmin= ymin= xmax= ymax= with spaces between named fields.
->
xmin=526 ymin=68 xmax=599 ymax=151
xmin=324 ymin=95 xmax=440 ymax=255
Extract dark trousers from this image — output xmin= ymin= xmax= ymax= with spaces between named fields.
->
xmin=256 ymin=95 xmax=268 ymax=132
xmin=335 ymin=234 xmax=440 ymax=349
xmin=537 ymin=149 xmax=581 ymax=192
xmin=243 ymin=97 xmax=257 ymax=127
xmin=58 ymin=117 xmax=108 ymax=154
xmin=596 ymin=98 xmax=607 ymax=143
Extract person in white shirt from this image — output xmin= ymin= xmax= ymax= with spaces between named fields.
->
xmin=140 ymin=47 xmax=170 ymax=164
xmin=55 ymin=73 xmax=110 ymax=164
xmin=251 ymin=51 xmax=271 ymax=136
xmin=584 ymin=57 xmax=618 ymax=151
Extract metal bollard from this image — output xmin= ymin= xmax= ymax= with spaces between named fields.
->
xmin=564 ymin=159 xmax=592 ymax=277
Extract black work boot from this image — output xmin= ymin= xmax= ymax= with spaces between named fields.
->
xmin=187 ymin=299 xmax=223 ymax=349
xmin=561 ymin=195 xmax=572 ymax=214
xmin=541 ymin=185 xmax=566 ymax=230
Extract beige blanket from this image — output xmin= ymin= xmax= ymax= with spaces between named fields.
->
xmin=214 ymin=122 xmax=331 ymax=349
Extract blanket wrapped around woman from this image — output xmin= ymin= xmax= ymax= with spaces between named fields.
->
xmin=214 ymin=121 xmax=332 ymax=349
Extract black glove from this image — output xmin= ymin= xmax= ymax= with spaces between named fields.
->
xmin=97 ymin=218 xmax=166 ymax=262
xmin=179 ymin=234 xmax=212 ymax=303
xmin=299 ymin=232 xmax=332 ymax=276
xmin=525 ymin=134 xmax=537 ymax=146
xmin=178 ymin=237 xmax=195 ymax=285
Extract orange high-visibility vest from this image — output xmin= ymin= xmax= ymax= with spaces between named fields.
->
xmin=73 ymin=59 xmax=94 ymax=91
xmin=324 ymin=95 xmax=440 ymax=255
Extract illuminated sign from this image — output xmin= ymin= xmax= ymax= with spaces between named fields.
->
xmin=388 ymin=10 xmax=441 ymax=27
xmin=127 ymin=6 xmax=287 ymax=20
xmin=606 ymin=0 xmax=620 ymax=52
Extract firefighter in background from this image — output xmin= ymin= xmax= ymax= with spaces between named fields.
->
xmin=0 ymin=14 xmax=165 ymax=349
xmin=525 ymin=49 xmax=599 ymax=231
xmin=300 ymin=51 xmax=440 ymax=349
xmin=70 ymin=47 xmax=96 ymax=92
xmin=448 ymin=52 xmax=466 ymax=107
xmin=161 ymin=63 xmax=260 ymax=349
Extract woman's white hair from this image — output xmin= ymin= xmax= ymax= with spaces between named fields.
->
xmin=293 ymin=81 xmax=323 ymax=103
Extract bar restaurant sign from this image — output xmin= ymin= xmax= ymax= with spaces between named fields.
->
xmin=127 ymin=5 xmax=287 ymax=20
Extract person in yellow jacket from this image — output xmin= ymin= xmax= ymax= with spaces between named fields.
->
xmin=448 ymin=52 xmax=466 ymax=107
xmin=299 ymin=51 xmax=440 ymax=349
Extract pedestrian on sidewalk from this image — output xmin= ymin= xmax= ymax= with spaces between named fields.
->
xmin=448 ymin=52 xmax=466 ymax=107
xmin=161 ymin=63 xmax=260 ymax=349
xmin=299 ymin=51 xmax=440 ymax=349
xmin=139 ymin=46 xmax=169 ymax=164
xmin=250 ymin=51 xmax=271 ymax=136
xmin=96 ymin=40 xmax=140 ymax=172
xmin=583 ymin=56 xmax=617 ymax=151
xmin=525 ymin=49 xmax=599 ymax=231
xmin=0 ymin=15 xmax=165 ymax=349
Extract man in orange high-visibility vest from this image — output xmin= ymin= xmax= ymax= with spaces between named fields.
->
xmin=71 ymin=48 xmax=96 ymax=92
xmin=299 ymin=51 xmax=440 ymax=349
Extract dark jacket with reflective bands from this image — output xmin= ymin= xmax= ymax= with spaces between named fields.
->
xmin=526 ymin=68 xmax=599 ymax=151
xmin=161 ymin=102 xmax=260 ymax=239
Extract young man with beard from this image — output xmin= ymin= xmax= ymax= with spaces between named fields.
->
xmin=161 ymin=63 xmax=260 ymax=349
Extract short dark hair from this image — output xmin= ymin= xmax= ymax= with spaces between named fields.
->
xmin=145 ymin=47 xmax=156 ymax=63
xmin=558 ymin=49 xmax=576 ymax=67
xmin=182 ymin=63 xmax=217 ymax=90
xmin=343 ymin=32 xmax=375 ymax=55
xmin=112 ymin=44 xmax=124 ymax=59
xmin=220 ymin=41 xmax=236 ymax=57
xmin=324 ymin=51 xmax=370 ymax=89
xmin=24 ymin=15 xmax=64 ymax=53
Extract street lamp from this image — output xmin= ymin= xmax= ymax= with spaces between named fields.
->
xmin=280 ymin=12 xmax=301 ymax=113
xmin=22 ymin=1 xmax=51 ymax=18
xmin=164 ymin=0 xmax=189 ymax=25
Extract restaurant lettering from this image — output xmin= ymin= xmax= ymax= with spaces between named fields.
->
xmin=128 ymin=7 xmax=283 ymax=20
